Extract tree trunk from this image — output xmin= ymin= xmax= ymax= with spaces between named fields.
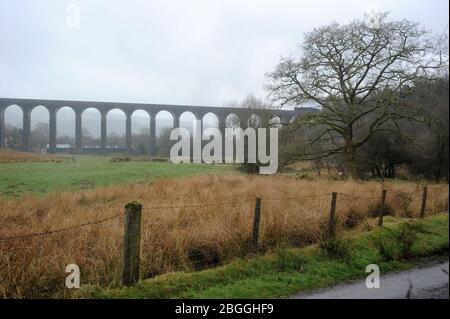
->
xmin=344 ymin=138 xmax=358 ymax=179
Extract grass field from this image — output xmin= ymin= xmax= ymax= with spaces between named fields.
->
xmin=82 ymin=214 xmax=449 ymax=298
xmin=0 ymin=151 xmax=448 ymax=298
xmin=0 ymin=150 xmax=69 ymax=163
xmin=0 ymin=173 xmax=448 ymax=298
xmin=0 ymin=155 xmax=231 ymax=196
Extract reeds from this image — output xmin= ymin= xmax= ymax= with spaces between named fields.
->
xmin=0 ymin=174 xmax=447 ymax=298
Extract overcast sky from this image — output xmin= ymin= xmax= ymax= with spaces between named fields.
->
xmin=1 ymin=0 xmax=449 ymax=108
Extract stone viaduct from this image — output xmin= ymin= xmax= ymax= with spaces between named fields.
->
xmin=0 ymin=97 xmax=315 ymax=154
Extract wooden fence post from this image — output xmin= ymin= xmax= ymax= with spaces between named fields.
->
xmin=252 ymin=197 xmax=262 ymax=251
xmin=378 ymin=189 xmax=387 ymax=227
xmin=122 ymin=201 xmax=142 ymax=286
xmin=420 ymin=186 xmax=428 ymax=219
xmin=328 ymin=192 xmax=337 ymax=238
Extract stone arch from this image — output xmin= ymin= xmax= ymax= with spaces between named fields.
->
xmin=225 ymin=113 xmax=240 ymax=128
xmin=269 ymin=115 xmax=282 ymax=128
xmin=30 ymin=105 xmax=49 ymax=151
xmin=56 ymin=106 xmax=76 ymax=146
xmin=131 ymin=109 xmax=151 ymax=154
xmin=30 ymin=104 xmax=50 ymax=113
xmin=155 ymin=110 xmax=175 ymax=157
xmin=4 ymin=104 xmax=23 ymax=129
xmin=202 ymin=112 xmax=219 ymax=130
xmin=155 ymin=110 xmax=174 ymax=134
xmin=106 ymin=108 xmax=126 ymax=148
xmin=179 ymin=111 xmax=198 ymax=135
xmin=81 ymin=107 xmax=101 ymax=148
xmin=247 ymin=114 xmax=261 ymax=128
xmin=3 ymin=104 xmax=23 ymax=149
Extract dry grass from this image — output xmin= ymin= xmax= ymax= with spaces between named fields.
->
xmin=0 ymin=150 xmax=68 ymax=163
xmin=0 ymin=174 xmax=448 ymax=298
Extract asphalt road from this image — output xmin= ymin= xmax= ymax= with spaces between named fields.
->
xmin=293 ymin=261 xmax=449 ymax=299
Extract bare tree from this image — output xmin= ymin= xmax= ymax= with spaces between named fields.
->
xmin=223 ymin=95 xmax=280 ymax=174
xmin=225 ymin=95 xmax=277 ymax=129
xmin=267 ymin=13 xmax=448 ymax=178
xmin=31 ymin=122 xmax=49 ymax=150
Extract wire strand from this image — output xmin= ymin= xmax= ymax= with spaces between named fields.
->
xmin=336 ymin=192 xmax=379 ymax=200
xmin=141 ymin=199 xmax=253 ymax=210
xmin=0 ymin=213 xmax=122 ymax=242
xmin=262 ymin=193 xmax=330 ymax=201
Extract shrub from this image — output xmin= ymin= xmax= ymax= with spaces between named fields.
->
xmin=374 ymin=222 xmax=421 ymax=261
xmin=110 ymin=156 xmax=130 ymax=162
xmin=319 ymin=237 xmax=353 ymax=262
xmin=395 ymin=223 xmax=418 ymax=259
xmin=374 ymin=237 xmax=397 ymax=261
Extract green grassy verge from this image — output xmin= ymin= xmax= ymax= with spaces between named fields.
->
xmin=80 ymin=214 xmax=449 ymax=299
xmin=0 ymin=156 xmax=232 ymax=197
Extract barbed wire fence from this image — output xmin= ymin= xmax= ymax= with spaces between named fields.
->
xmin=0 ymin=185 xmax=446 ymax=286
